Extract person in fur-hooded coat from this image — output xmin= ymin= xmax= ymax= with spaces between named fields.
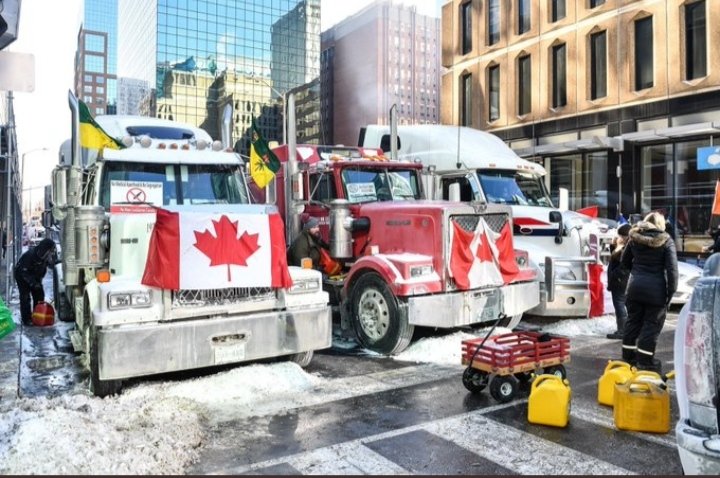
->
xmin=620 ymin=212 xmax=678 ymax=373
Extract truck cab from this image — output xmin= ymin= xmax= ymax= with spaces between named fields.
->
xmin=360 ymin=124 xmax=612 ymax=318
xmin=259 ymin=144 xmax=540 ymax=355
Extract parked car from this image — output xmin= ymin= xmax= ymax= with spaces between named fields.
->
xmin=674 ymin=254 xmax=720 ymax=474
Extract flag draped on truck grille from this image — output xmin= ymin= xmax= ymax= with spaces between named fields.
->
xmin=250 ymin=117 xmax=281 ymax=189
xmin=141 ymin=208 xmax=292 ymax=291
xmin=78 ymin=100 xmax=124 ymax=150
xmin=449 ymin=218 xmax=519 ymax=290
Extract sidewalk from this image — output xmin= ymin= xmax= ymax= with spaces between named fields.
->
xmin=0 ymin=255 xmax=21 ymax=402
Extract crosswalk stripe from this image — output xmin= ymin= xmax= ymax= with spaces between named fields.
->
xmin=288 ymin=442 xmax=410 ymax=475
xmin=428 ymin=411 xmax=634 ymax=475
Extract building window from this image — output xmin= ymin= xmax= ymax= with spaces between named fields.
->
xmin=635 ymin=17 xmax=654 ymax=90
xmin=685 ymin=0 xmax=707 ymax=80
xmin=589 ymin=0 xmax=605 ymax=8
xmin=488 ymin=0 xmax=500 ymax=45
xmin=518 ymin=55 xmax=531 ymax=115
xmin=518 ymin=0 xmax=530 ymax=35
xmin=461 ymin=73 xmax=472 ymax=126
xmin=590 ymin=31 xmax=607 ymax=100
xmin=551 ymin=0 xmax=566 ymax=22
xmin=552 ymin=44 xmax=567 ymax=108
xmin=461 ymin=1 xmax=472 ymax=54
xmin=488 ymin=65 xmax=500 ymax=121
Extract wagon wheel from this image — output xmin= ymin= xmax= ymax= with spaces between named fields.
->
xmin=543 ymin=364 xmax=567 ymax=380
xmin=489 ymin=375 xmax=519 ymax=403
xmin=462 ymin=368 xmax=489 ymax=393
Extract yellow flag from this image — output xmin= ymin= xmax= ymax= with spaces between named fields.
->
xmin=250 ymin=143 xmax=277 ymax=189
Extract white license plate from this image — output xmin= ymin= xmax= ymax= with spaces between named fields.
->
xmin=214 ymin=343 xmax=246 ymax=364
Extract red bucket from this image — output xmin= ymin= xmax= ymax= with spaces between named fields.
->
xmin=32 ymin=301 xmax=55 ymax=327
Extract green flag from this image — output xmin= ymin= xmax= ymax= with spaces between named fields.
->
xmin=79 ymin=101 xmax=124 ymax=150
xmin=250 ymin=118 xmax=281 ymax=188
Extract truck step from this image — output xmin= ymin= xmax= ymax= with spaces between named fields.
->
xmin=69 ymin=330 xmax=85 ymax=353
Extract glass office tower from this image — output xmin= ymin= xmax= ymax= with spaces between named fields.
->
xmin=118 ymin=0 xmax=321 ymax=152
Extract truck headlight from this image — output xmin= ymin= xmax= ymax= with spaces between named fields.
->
xmin=289 ymin=278 xmax=320 ymax=294
xmin=410 ymin=265 xmax=433 ymax=278
xmin=108 ymin=291 xmax=152 ymax=310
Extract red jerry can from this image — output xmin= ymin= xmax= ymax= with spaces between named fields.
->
xmin=32 ymin=302 xmax=55 ymax=327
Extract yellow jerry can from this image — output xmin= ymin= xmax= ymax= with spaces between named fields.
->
xmin=613 ymin=377 xmax=670 ymax=434
xmin=528 ymin=374 xmax=572 ymax=428
xmin=598 ymin=360 xmax=635 ymax=406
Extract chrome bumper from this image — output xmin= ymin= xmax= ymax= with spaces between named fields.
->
xmin=407 ymin=281 xmax=539 ymax=328
xmin=96 ymin=305 xmax=331 ymax=380
xmin=528 ymin=283 xmax=591 ymax=317
xmin=676 ymin=420 xmax=720 ymax=474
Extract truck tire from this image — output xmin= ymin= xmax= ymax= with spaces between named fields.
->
xmin=52 ymin=268 xmax=74 ymax=322
xmin=289 ymin=350 xmax=314 ymax=368
xmin=89 ymin=328 xmax=123 ymax=397
xmin=350 ymin=272 xmax=414 ymax=355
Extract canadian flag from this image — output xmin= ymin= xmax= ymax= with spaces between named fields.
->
xmin=448 ymin=219 xmax=519 ymax=290
xmin=142 ymin=208 xmax=293 ymax=291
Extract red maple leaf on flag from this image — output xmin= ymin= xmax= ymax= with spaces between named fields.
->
xmin=194 ymin=215 xmax=260 ymax=282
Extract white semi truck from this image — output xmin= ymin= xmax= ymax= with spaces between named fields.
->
xmin=361 ymin=124 xmax=613 ymax=318
xmin=47 ymin=92 xmax=331 ymax=396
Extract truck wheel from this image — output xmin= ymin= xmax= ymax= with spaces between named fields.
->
xmin=89 ymin=328 xmax=122 ymax=397
xmin=52 ymin=269 xmax=74 ymax=322
xmin=543 ymin=364 xmax=567 ymax=380
xmin=289 ymin=350 xmax=314 ymax=368
xmin=489 ymin=375 xmax=518 ymax=403
xmin=350 ymin=272 xmax=414 ymax=355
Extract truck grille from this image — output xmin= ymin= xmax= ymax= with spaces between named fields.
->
xmin=172 ymin=287 xmax=275 ymax=308
xmin=452 ymin=213 xmax=509 ymax=233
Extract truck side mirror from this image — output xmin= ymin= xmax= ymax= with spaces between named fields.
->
xmin=41 ymin=210 xmax=53 ymax=229
xmin=549 ymin=210 xmax=564 ymax=244
xmin=51 ymin=167 xmax=68 ymax=220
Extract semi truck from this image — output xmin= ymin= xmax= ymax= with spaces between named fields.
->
xmin=47 ymin=92 xmax=331 ymax=396
xmin=360 ymin=124 xmax=611 ymax=318
xmin=251 ymin=129 xmax=540 ymax=355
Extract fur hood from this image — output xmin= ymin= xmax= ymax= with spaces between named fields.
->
xmin=629 ymin=221 xmax=670 ymax=248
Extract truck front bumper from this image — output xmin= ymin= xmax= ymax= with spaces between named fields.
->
xmin=406 ymin=280 xmax=539 ymax=328
xmin=96 ymin=305 xmax=331 ymax=381
xmin=676 ymin=420 xmax=720 ymax=474
xmin=527 ymin=282 xmax=590 ymax=317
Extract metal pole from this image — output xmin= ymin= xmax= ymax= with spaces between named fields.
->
xmin=4 ymin=92 xmax=15 ymax=302
xmin=286 ymin=93 xmax=300 ymax=245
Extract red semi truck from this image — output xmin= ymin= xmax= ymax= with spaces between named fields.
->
xmin=251 ymin=141 xmax=540 ymax=355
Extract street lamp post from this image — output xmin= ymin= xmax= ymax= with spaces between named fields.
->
xmin=21 ymin=148 xmax=49 ymax=221
xmin=251 ymin=75 xmax=287 ymax=144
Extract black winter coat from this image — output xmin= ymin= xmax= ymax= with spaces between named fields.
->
xmin=14 ymin=239 xmax=56 ymax=289
xmin=621 ymin=222 xmax=678 ymax=306
xmin=606 ymin=245 xmax=629 ymax=293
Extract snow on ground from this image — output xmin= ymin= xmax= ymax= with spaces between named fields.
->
xmin=0 ymin=311 xmax=619 ymax=474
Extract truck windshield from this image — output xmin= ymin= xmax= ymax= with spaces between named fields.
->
xmin=100 ymin=161 xmax=249 ymax=209
xmin=478 ymin=169 xmax=554 ymax=207
xmin=341 ymin=167 xmax=421 ymax=203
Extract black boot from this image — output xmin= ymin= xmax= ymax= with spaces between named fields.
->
xmin=621 ymin=348 xmax=637 ymax=366
xmin=636 ymin=353 xmax=662 ymax=374
xmin=606 ymin=330 xmax=624 ymax=340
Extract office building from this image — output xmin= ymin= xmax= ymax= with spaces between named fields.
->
xmin=116 ymin=0 xmax=321 ymax=152
xmin=321 ymin=0 xmax=441 ymax=146
xmin=442 ymin=0 xmax=720 ymax=252
xmin=74 ymin=0 xmax=119 ymax=115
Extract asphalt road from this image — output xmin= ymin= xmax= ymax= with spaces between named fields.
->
xmin=15 ymin=308 xmax=684 ymax=475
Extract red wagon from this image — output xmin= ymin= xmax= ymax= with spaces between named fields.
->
xmin=461 ymin=331 xmax=571 ymax=403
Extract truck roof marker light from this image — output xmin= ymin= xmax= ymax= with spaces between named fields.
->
xmin=96 ymin=270 xmax=111 ymax=283
xmin=158 ymin=143 xmax=167 ymax=150
xmin=121 ymin=136 xmax=134 ymax=148
xmin=489 ymin=163 xmax=496 ymax=168
xmin=196 ymin=139 xmax=208 ymax=150
xmin=139 ymin=135 xmax=152 ymax=148
xmin=169 ymin=143 xmax=179 ymax=150
xmin=211 ymin=140 xmax=223 ymax=151
xmin=181 ymin=144 xmax=190 ymax=150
